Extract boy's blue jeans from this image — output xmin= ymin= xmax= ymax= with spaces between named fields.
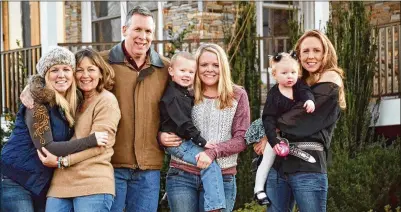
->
xmin=166 ymin=168 xmax=236 ymax=212
xmin=166 ymin=140 xmax=226 ymax=211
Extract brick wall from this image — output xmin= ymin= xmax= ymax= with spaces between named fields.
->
xmin=365 ymin=2 xmax=400 ymax=26
xmin=163 ymin=1 xmax=235 ymax=40
xmin=64 ymin=2 xmax=81 ymax=42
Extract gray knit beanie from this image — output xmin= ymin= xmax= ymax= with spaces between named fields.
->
xmin=36 ymin=46 xmax=76 ymax=77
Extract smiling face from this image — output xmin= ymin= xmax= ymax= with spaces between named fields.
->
xmin=198 ymin=51 xmax=220 ymax=89
xmin=299 ymin=36 xmax=324 ymax=73
xmin=122 ymin=14 xmax=155 ymax=59
xmin=75 ymin=57 xmax=102 ymax=93
xmin=46 ymin=65 xmax=74 ymax=96
xmin=169 ymin=56 xmax=197 ymax=88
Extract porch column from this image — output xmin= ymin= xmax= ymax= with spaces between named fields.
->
xmin=256 ymin=1 xmax=266 ymax=84
xmin=197 ymin=1 xmax=203 ymax=12
xmin=1 ymin=3 xmax=3 ymax=52
xmin=315 ymin=2 xmax=329 ymax=32
xmin=120 ymin=2 xmax=127 ymax=40
xmin=157 ymin=2 xmax=164 ymax=54
xmin=40 ymin=2 xmax=59 ymax=54
xmin=81 ymin=1 xmax=92 ymax=43
xmin=299 ymin=2 xmax=314 ymax=31
xmin=1 ymin=2 xmax=4 ymax=114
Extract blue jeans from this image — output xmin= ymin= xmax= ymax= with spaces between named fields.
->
xmin=265 ymin=168 xmax=328 ymax=212
xmin=1 ymin=176 xmax=46 ymax=212
xmin=166 ymin=140 xmax=225 ymax=210
xmin=166 ymin=167 xmax=236 ymax=212
xmin=110 ymin=168 xmax=160 ymax=212
xmin=46 ymin=194 xmax=113 ymax=212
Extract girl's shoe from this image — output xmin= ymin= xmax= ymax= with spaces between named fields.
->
xmin=254 ymin=191 xmax=271 ymax=206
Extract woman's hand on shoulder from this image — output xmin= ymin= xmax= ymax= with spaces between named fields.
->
xmin=20 ymin=85 xmax=34 ymax=109
xmin=319 ymin=70 xmax=343 ymax=87
xmin=95 ymin=132 xmax=108 ymax=146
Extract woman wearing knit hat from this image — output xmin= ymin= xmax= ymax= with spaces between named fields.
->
xmin=26 ymin=48 xmax=120 ymax=212
xmin=1 ymin=46 xmax=109 ymax=212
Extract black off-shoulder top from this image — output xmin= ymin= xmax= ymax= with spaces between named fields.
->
xmin=275 ymin=82 xmax=341 ymax=175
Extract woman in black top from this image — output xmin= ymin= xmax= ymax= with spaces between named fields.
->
xmin=253 ymin=30 xmax=346 ymax=212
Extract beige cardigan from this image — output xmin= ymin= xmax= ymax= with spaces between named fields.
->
xmin=47 ymin=90 xmax=121 ymax=198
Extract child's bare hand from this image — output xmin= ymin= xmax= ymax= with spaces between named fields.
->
xmin=253 ymin=136 xmax=267 ymax=155
xmin=205 ymin=143 xmax=217 ymax=149
xmin=303 ymin=100 xmax=315 ymax=113
xmin=273 ymin=143 xmax=282 ymax=155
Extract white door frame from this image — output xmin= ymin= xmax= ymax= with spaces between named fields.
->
xmin=256 ymin=1 xmax=329 ymax=84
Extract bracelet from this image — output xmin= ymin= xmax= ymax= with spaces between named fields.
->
xmin=61 ymin=156 xmax=70 ymax=168
xmin=67 ymin=155 xmax=71 ymax=167
xmin=57 ymin=157 xmax=62 ymax=169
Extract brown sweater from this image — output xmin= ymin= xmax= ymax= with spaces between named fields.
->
xmin=100 ymin=43 xmax=170 ymax=170
xmin=47 ymin=90 xmax=121 ymax=198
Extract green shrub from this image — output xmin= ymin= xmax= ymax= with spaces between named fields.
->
xmin=326 ymin=1 xmax=378 ymax=156
xmin=328 ymin=140 xmax=401 ymax=212
xmin=235 ymin=148 xmax=257 ymax=208
xmin=234 ymin=201 xmax=265 ymax=212
xmin=0 ymin=114 xmax=15 ymax=150
xmin=235 ymin=201 xmax=401 ymax=212
xmin=0 ymin=125 xmax=6 ymax=149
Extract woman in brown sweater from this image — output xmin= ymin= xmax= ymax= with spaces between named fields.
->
xmin=2 ymin=46 xmax=108 ymax=212
xmin=38 ymin=48 xmax=121 ymax=212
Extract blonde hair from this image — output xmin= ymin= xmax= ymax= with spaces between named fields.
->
xmin=44 ymin=71 xmax=78 ymax=127
xmin=170 ymin=51 xmax=196 ymax=66
xmin=270 ymin=53 xmax=300 ymax=77
xmin=194 ymin=43 xmax=234 ymax=109
xmin=295 ymin=29 xmax=346 ymax=109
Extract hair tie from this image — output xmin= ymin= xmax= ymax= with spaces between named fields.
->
xmin=289 ymin=50 xmax=297 ymax=59
xmin=273 ymin=53 xmax=282 ymax=62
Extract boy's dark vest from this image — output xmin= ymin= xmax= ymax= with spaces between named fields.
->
xmin=1 ymin=104 xmax=73 ymax=197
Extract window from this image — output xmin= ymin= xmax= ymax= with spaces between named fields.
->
xmin=91 ymin=2 xmax=121 ymax=42
xmin=263 ymin=1 xmax=298 ymax=60
xmin=262 ymin=1 xmax=298 ymax=86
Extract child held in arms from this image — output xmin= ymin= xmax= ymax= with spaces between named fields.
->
xmin=159 ymin=51 xmax=226 ymax=211
xmin=246 ymin=51 xmax=315 ymax=206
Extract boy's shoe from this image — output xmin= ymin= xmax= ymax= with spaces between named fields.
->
xmin=159 ymin=192 xmax=168 ymax=207
xmin=251 ymin=155 xmax=263 ymax=173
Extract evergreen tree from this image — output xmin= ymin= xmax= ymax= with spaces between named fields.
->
xmin=225 ymin=2 xmax=260 ymax=207
xmin=227 ymin=2 xmax=260 ymax=121
xmin=326 ymin=2 xmax=378 ymax=155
